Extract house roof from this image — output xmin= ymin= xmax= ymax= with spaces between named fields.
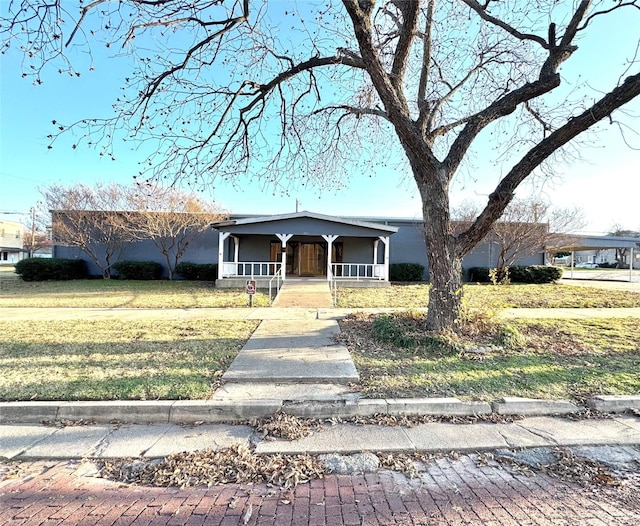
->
xmin=212 ymin=211 xmax=399 ymax=234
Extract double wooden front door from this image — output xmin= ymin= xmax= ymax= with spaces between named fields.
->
xmin=271 ymin=240 xmax=343 ymax=277
xmin=297 ymin=242 xmax=326 ymax=276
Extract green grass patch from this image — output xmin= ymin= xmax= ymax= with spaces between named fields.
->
xmin=0 ymin=319 xmax=258 ymax=401
xmin=0 ymin=278 xmax=270 ymax=308
xmin=336 ymin=283 xmax=640 ymax=309
xmin=340 ymin=313 xmax=640 ymax=402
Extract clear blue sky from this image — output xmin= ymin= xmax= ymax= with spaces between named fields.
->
xmin=1 ymin=2 xmax=638 ymax=234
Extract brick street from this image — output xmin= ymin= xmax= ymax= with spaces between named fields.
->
xmin=2 ymin=454 xmax=639 ymax=525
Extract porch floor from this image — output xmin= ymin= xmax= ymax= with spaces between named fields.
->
xmin=271 ymin=279 xmax=333 ymax=308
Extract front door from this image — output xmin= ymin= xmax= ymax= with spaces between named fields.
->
xmin=299 ymin=242 xmax=326 ymax=276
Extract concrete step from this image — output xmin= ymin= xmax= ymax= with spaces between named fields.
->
xmin=211 ymin=382 xmax=360 ymax=402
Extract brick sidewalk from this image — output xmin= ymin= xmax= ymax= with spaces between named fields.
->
xmin=1 ymin=456 xmax=638 ymax=525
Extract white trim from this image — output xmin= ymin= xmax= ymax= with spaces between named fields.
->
xmin=322 ymin=234 xmax=339 ymax=281
xmin=275 ymin=233 xmax=293 ymax=280
xmin=379 ymin=236 xmax=390 ymax=281
xmin=218 ymin=232 xmax=231 ymax=279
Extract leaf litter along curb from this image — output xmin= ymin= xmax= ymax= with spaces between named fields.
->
xmin=98 ymin=444 xmax=325 ymax=489
xmin=94 ymin=411 xmax=623 ymax=492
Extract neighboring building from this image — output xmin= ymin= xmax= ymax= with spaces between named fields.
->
xmin=0 ymin=220 xmax=25 ymax=264
xmin=52 ymin=210 xmax=546 ymax=281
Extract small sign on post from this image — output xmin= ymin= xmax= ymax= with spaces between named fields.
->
xmin=246 ymin=279 xmax=256 ymax=307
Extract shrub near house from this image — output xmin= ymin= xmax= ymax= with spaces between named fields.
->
xmin=14 ymin=258 xmax=88 ymax=281
xmin=112 ymin=261 xmax=163 ymax=280
xmin=389 ymin=263 xmax=425 ymax=282
xmin=175 ymin=262 xmax=218 ymax=281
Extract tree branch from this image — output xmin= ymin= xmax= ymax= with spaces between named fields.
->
xmin=417 ymin=0 xmax=435 ymax=120
xmin=457 ymin=71 xmax=640 ymax=255
xmin=460 ymin=0 xmax=549 ymax=49
xmin=443 ymin=74 xmax=562 ymax=175
xmin=389 ymin=1 xmax=419 ymax=93
xmin=311 ymin=104 xmax=388 ymax=120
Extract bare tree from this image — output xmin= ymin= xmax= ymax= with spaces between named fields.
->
xmin=609 ymin=225 xmax=640 ymax=267
xmin=22 ymin=231 xmax=52 ymax=258
xmin=454 ymin=198 xmax=585 ymax=281
xmin=22 ymin=203 xmax=52 ymax=257
xmin=44 ymin=183 xmax=135 ymax=278
xmin=126 ymin=185 xmax=227 ymax=280
xmin=490 ymin=200 xmax=584 ymax=281
xmin=4 ymin=1 xmax=640 ymax=330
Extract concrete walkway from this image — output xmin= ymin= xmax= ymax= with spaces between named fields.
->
xmin=2 ymin=305 xmax=639 ymax=321
xmin=2 ymin=414 xmax=640 ymax=461
xmin=215 ymin=317 xmax=360 ymax=403
xmin=271 ymin=279 xmax=334 ymax=308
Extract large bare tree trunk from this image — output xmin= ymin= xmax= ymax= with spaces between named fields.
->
xmin=417 ymin=177 xmax=463 ymax=332
xmin=426 ymin=239 xmax=463 ymax=332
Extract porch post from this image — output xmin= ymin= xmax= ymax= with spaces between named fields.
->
xmin=275 ymin=233 xmax=293 ymax=280
xmin=232 ymin=236 xmax=239 ymax=265
xmin=379 ymin=236 xmax=390 ymax=281
xmin=218 ymin=232 xmax=231 ymax=280
xmin=322 ymin=234 xmax=339 ymax=280
xmin=373 ymin=239 xmax=379 ymax=265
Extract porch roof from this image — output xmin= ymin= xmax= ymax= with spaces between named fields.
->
xmin=212 ymin=211 xmax=399 ymax=237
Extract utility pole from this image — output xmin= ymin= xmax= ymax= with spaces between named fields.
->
xmin=29 ymin=207 xmax=36 ymax=258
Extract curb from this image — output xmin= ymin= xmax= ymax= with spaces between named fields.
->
xmin=2 ymin=396 xmax=639 ymax=424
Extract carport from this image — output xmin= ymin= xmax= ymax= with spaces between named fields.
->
xmin=548 ymin=234 xmax=640 ymax=281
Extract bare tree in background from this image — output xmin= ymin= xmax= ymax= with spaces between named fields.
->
xmin=22 ymin=202 xmax=52 ymax=257
xmin=454 ymin=199 xmax=585 ymax=281
xmin=489 ymin=200 xmax=583 ymax=282
xmin=22 ymin=231 xmax=52 ymax=258
xmin=45 ymin=183 xmax=135 ymax=278
xmin=4 ymin=1 xmax=640 ymax=330
xmin=609 ymin=225 xmax=640 ymax=267
xmin=126 ymin=185 xmax=227 ymax=280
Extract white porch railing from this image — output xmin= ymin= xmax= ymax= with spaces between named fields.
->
xmin=268 ymin=268 xmax=283 ymax=306
xmin=222 ymin=262 xmax=282 ymax=278
xmin=331 ymin=263 xmax=386 ymax=280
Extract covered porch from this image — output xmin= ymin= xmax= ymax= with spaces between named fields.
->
xmin=212 ymin=211 xmax=398 ymax=287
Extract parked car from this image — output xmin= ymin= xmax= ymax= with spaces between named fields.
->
xmin=575 ymin=262 xmax=598 ymax=269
